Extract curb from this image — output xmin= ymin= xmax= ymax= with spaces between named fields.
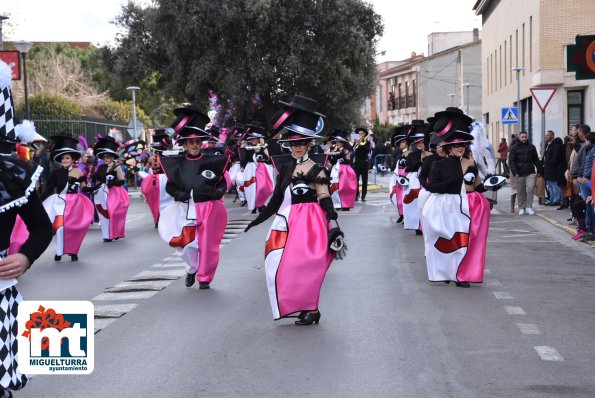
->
xmin=536 ymin=213 xmax=576 ymax=236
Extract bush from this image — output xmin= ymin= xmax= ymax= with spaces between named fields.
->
xmin=20 ymin=94 xmax=84 ymax=119
xmin=371 ymin=121 xmax=396 ymax=141
xmin=96 ymin=100 xmax=151 ymax=126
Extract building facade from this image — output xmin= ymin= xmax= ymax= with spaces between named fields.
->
xmin=474 ymin=0 xmax=595 ymax=152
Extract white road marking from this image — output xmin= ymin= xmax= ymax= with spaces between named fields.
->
xmin=105 ymin=281 xmax=172 ymax=292
xmin=94 ymin=318 xmax=117 ymax=333
xmin=94 ymin=303 xmax=138 ymax=318
xmin=517 ymin=323 xmax=541 ymax=335
xmin=493 ymin=291 xmax=514 ymax=299
xmin=485 ymin=278 xmax=502 ymax=287
xmin=152 ymin=262 xmax=186 ymax=268
xmin=505 ymin=306 xmax=526 ymax=315
xmin=129 ymin=270 xmax=186 ymax=281
xmin=161 ymin=257 xmax=179 ymax=262
xmin=171 ymin=252 xmax=182 ymax=256
xmin=92 ymin=291 xmax=159 ymax=301
xmin=534 ymin=346 xmax=564 ymax=361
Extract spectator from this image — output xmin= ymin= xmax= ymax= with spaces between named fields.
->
xmin=508 ymin=131 xmax=543 ymax=215
xmin=576 ymin=131 xmax=595 ymax=242
xmin=496 ymin=138 xmax=509 ymax=175
xmin=353 ymin=127 xmax=371 ymax=201
xmin=542 ymin=130 xmax=564 ymax=206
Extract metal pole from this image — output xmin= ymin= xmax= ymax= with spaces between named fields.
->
xmin=131 ymin=90 xmax=138 ymax=139
xmin=541 ymin=111 xmax=546 ymax=157
xmin=465 ymin=84 xmax=470 ymax=115
xmin=22 ymin=52 xmax=29 ymax=119
xmin=516 ymin=70 xmax=522 ymax=133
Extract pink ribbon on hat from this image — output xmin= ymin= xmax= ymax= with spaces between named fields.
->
xmin=273 ymin=108 xmax=295 ymax=129
xmin=173 ymin=115 xmax=190 ymax=132
xmin=435 ymin=120 xmax=453 ymax=136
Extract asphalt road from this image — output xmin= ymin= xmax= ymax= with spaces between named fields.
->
xmin=17 ymin=187 xmax=595 ymax=397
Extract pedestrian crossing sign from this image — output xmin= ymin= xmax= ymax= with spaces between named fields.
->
xmin=501 ymin=107 xmax=519 ymax=125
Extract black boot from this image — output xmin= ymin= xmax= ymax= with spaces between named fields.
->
xmin=185 ymin=272 xmax=197 ymax=287
xmin=54 ymin=255 xmax=61 ymax=261
xmin=396 ymin=215 xmax=403 ymax=224
xmin=455 ymin=282 xmax=470 ymax=288
xmin=251 ymin=209 xmax=257 ymax=214
xmin=70 ymin=254 xmax=78 ymax=262
xmin=295 ymin=311 xmax=320 ymax=325
xmin=199 ymin=281 xmax=210 ymax=290
xmin=415 ymin=229 xmax=423 ymax=236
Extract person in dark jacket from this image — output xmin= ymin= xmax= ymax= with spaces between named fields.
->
xmin=542 ymin=131 xmax=564 ymax=206
xmin=508 ymin=131 xmax=543 ymax=215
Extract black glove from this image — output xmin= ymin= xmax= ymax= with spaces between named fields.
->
xmin=214 ymin=188 xmax=225 ymax=200
xmin=114 ymin=180 xmax=125 ymax=186
xmin=319 ymin=197 xmax=338 ymax=221
xmin=464 ymin=166 xmax=478 ymax=185
xmin=106 ymin=180 xmax=116 ymax=188
xmin=82 ymin=186 xmax=95 ymax=193
xmin=174 ymin=191 xmax=191 ymax=202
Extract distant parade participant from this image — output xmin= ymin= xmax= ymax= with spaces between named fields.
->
xmin=202 ymin=125 xmax=225 ymax=155
xmin=140 ymin=129 xmax=174 ymax=228
xmin=352 ymin=127 xmax=371 ymax=201
xmin=389 ymin=126 xmax=409 ymax=223
xmin=0 ymin=59 xmax=52 ymax=397
xmin=245 ymin=95 xmax=342 ymax=326
xmin=90 ymin=136 xmax=130 ymax=242
xmin=241 ymin=123 xmax=274 ymax=214
xmin=327 ymin=128 xmax=357 ymax=211
xmin=421 ymin=107 xmax=504 ymax=288
xmin=225 ymin=127 xmax=248 ymax=206
xmin=41 ymin=135 xmax=94 ymax=261
xmin=403 ymin=120 xmax=432 ymax=234
xmin=158 ymin=109 xmax=230 ymax=290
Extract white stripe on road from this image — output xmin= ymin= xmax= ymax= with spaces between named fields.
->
xmin=485 ymin=278 xmax=502 ymax=287
xmin=93 ymin=291 xmax=160 ymax=301
xmin=534 ymin=346 xmax=564 ymax=361
xmin=161 ymin=257 xmax=180 ymax=262
xmin=493 ymin=291 xmax=514 ymax=299
xmin=505 ymin=306 xmax=526 ymax=315
xmin=94 ymin=318 xmax=117 ymax=334
xmin=152 ymin=262 xmax=186 ymax=268
xmin=129 ymin=270 xmax=186 ymax=280
xmin=516 ymin=323 xmax=541 ymax=335
xmin=94 ymin=303 xmax=138 ymax=318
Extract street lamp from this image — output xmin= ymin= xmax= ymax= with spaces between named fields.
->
xmin=126 ymin=86 xmax=140 ymax=139
xmin=14 ymin=40 xmax=33 ymax=119
xmin=512 ymin=66 xmax=526 ymax=133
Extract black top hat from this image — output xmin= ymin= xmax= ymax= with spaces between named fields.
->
xmin=206 ymin=125 xmax=222 ymax=143
xmin=151 ymin=129 xmax=172 ymax=151
xmin=171 ymin=105 xmax=204 ymax=133
xmin=408 ymin=120 xmax=429 ymax=145
xmin=49 ymin=134 xmax=81 ymax=162
xmin=354 ymin=127 xmax=368 ymax=135
xmin=279 ymin=95 xmax=325 ymax=117
xmin=391 ymin=126 xmax=408 ymax=146
xmin=176 ymin=111 xmax=211 ymax=142
xmin=430 ymin=107 xmax=473 ymax=145
xmin=94 ymin=136 xmax=120 ymax=159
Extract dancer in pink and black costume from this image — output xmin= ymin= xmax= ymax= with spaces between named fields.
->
xmin=421 ymin=107 xmax=505 ymax=288
xmin=327 ymin=128 xmax=357 ymax=211
xmin=245 ymin=95 xmax=341 ymax=326
xmin=389 ymin=126 xmax=409 ymax=224
xmin=89 ymin=136 xmax=130 ymax=242
xmin=225 ymin=127 xmax=248 ymax=206
xmin=41 ymin=135 xmax=94 ymax=261
xmin=158 ymin=109 xmax=230 ymax=289
xmin=241 ymin=123 xmax=274 ymax=214
xmin=141 ymin=129 xmax=174 ymax=228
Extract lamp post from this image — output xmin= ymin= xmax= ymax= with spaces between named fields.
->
xmin=14 ymin=41 xmax=33 ymax=119
xmin=512 ymin=66 xmax=526 ymax=134
xmin=126 ymin=86 xmax=140 ymax=139
xmin=464 ymin=83 xmax=470 ymax=115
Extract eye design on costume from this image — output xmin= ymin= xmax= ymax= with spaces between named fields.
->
xmin=201 ymin=170 xmax=216 ymax=179
xmin=463 ymin=172 xmax=476 ymax=184
xmin=484 ymin=175 xmax=507 ymax=189
xmin=398 ymin=159 xmax=407 ymax=168
xmin=397 ymin=176 xmax=409 ymax=186
xmin=105 ymin=175 xmax=115 ymax=181
xmin=291 ymin=182 xmax=310 ymax=196
xmin=255 ymin=154 xmax=264 ymax=161
xmin=69 ymin=182 xmax=81 ymax=191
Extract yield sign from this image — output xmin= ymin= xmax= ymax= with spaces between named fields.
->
xmin=530 ymin=87 xmax=557 ymax=112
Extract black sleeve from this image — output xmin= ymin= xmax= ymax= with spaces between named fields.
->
xmin=40 ymin=171 xmax=57 ymax=202
xmin=240 ymin=149 xmax=251 ymax=169
xmin=247 ymin=162 xmax=295 ymax=229
xmin=534 ymin=147 xmax=544 ymax=175
xmin=18 ymin=193 xmax=52 ymax=266
xmin=426 ymin=163 xmax=462 ymax=194
xmin=508 ymin=147 xmax=518 ymax=175
xmin=418 ymin=156 xmax=434 ymax=189
xmin=405 ymin=151 xmax=422 ymax=172
xmin=165 ymin=181 xmax=179 ymax=197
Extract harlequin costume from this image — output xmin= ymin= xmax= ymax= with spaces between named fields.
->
xmin=140 ymin=129 xmax=174 ymax=227
xmin=90 ymin=136 xmax=130 ymax=242
xmin=0 ymin=59 xmax=52 ymax=396
xmin=245 ymin=95 xmax=340 ymax=325
xmin=421 ymin=107 xmax=505 ymax=287
xmin=241 ymin=123 xmax=274 ymax=213
xmin=40 ymin=135 xmax=94 ymax=261
xmin=388 ymin=126 xmax=409 ymax=222
xmin=328 ymin=128 xmax=357 ymax=210
xmin=157 ymin=109 xmax=230 ymax=289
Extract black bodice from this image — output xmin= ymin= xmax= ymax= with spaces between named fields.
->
xmin=290 ymin=172 xmax=319 ymax=204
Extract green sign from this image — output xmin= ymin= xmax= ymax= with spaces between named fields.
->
xmin=567 ymin=34 xmax=595 ymax=80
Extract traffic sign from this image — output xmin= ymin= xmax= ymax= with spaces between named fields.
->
xmin=501 ymin=107 xmax=519 ymax=125
xmin=127 ymin=118 xmax=144 ymax=139
xmin=530 ymin=87 xmax=557 ymax=112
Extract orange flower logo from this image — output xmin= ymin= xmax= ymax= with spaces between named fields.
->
xmin=21 ymin=305 xmax=72 ymax=350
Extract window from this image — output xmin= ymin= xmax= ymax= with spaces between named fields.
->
xmin=499 ymin=45 xmax=502 ymax=89
xmin=412 ymin=79 xmax=417 ymax=107
xmin=515 ymin=29 xmax=519 ymax=68
xmin=504 ymin=41 xmax=507 ymax=85
xmin=494 ymin=50 xmax=498 ymax=91
xmin=398 ymin=83 xmax=402 ymax=109
xmin=510 ymin=35 xmax=513 ymax=83
xmin=567 ymin=90 xmax=584 ymax=133
xmin=529 ymin=16 xmax=533 ymax=71
xmin=522 ymin=23 xmax=526 ymax=74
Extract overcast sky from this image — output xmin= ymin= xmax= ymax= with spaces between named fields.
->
xmin=3 ymin=0 xmax=480 ymax=61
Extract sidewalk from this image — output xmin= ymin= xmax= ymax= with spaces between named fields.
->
xmin=492 ymin=186 xmax=594 ymax=246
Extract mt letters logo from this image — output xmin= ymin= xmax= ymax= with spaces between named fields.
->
xmin=17 ymin=301 xmax=94 ymax=374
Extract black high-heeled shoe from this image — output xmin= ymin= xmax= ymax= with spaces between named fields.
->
xmin=295 ymin=311 xmax=320 ymax=325
xmin=455 ymin=282 xmax=470 ymax=288
xmin=70 ymin=254 xmax=78 ymax=262
xmin=54 ymin=255 xmax=61 ymax=261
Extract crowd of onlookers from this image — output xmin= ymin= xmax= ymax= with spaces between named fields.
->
xmin=496 ymin=124 xmax=594 ymax=244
